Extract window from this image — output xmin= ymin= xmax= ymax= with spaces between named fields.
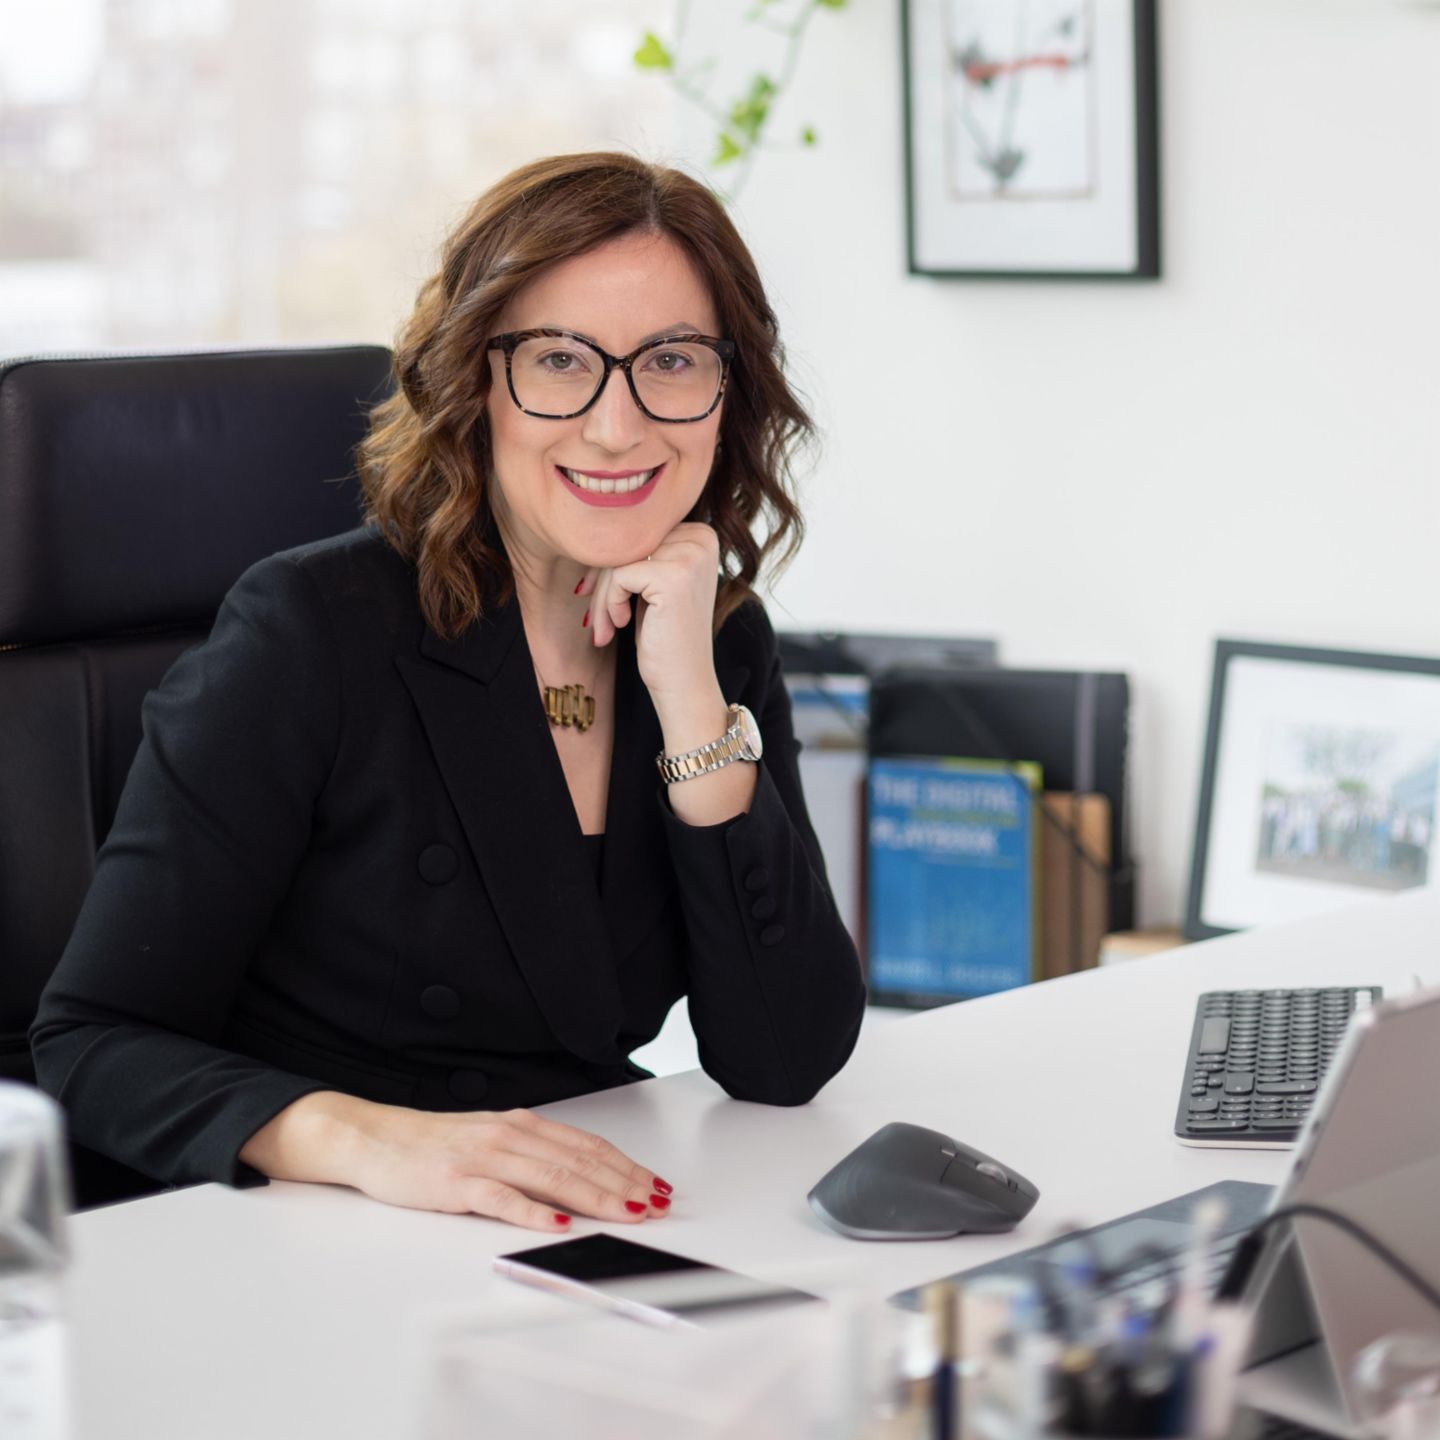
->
xmin=0 ymin=0 xmax=674 ymax=353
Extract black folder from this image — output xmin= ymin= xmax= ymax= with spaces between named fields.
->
xmin=778 ymin=630 xmax=997 ymax=678
xmin=868 ymin=668 xmax=1134 ymax=930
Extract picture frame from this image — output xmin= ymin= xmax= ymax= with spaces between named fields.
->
xmin=1185 ymin=639 xmax=1440 ymax=941
xmin=900 ymin=0 xmax=1160 ymax=278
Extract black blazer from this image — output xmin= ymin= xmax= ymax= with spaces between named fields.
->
xmin=31 ymin=528 xmax=865 ymax=1188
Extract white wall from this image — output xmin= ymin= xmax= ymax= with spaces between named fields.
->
xmin=677 ymin=0 xmax=1440 ymax=927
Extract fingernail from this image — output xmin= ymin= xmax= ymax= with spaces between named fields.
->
xmin=553 ymin=1213 xmax=571 ymax=1225
xmin=581 ymin=610 xmax=589 ymax=628
xmin=652 ymin=1177 xmax=673 ymax=1195
xmin=648 ymin=1194 xmax=670 ymax=1210
xmin=624 ymin=1200 xmax=647 ymax=1215
xmin=574 ymin=578 xmax=585 ymax=595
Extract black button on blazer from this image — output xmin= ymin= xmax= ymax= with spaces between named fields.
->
xmin=31 ymin=527 xmax=866 ymax=1187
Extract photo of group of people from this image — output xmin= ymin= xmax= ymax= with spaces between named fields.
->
xmin=1255 ymin=723 xmax=1437 ymax=892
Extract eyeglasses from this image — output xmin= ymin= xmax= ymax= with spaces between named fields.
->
xmin=487 ymin=328 xmax=735 ymax=424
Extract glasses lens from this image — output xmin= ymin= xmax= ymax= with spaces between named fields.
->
xmin=509 ymin=334 xmax=605 ymax=417
xmin=632 ymin=339 xmax=723 ymax=420
xmin=507 ymin=335 xmax=725 ymax=420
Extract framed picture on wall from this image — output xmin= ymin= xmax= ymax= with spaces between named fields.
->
xmin=1185 ymin=639 xmax=1440 ymax=941
xmin=900 ymin=0 xmax=1160 ymax=278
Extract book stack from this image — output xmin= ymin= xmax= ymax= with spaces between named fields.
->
xmin=865 ymin=666 xmax=1132 ymax=1009
xmin=867 ymin=757 xmax=1042 ymax=1006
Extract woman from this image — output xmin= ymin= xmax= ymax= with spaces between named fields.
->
xmin=32 ymin=152 xmax=865 ymax=1232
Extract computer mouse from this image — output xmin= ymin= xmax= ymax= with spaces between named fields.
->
xmin=807 ymin=1121 xmax=1040 ymax=1241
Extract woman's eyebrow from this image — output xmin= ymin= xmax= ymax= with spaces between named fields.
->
xmin=638 ymin=321 xmax=704 ymax=343
xmin=534 ymin=322 xmax=706 ymax=347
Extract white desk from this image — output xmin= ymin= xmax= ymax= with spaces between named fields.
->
xmin=66 ymin=887 xmax=1440 ymax=1440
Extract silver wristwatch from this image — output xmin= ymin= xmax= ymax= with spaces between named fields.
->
xmin=656 ymin=703 xmax=763 ymax=785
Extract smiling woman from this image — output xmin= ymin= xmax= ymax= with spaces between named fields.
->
xmin=360 ymin=152 xmax=809 ymax=645
xmin=31 ymin=152 xmax=867 ymax=1234
xmin=478 ymin=230 xmax=727 ymax=584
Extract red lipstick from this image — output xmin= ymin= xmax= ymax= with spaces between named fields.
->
xmin=557 ymin=462 xmax=663 ymax=509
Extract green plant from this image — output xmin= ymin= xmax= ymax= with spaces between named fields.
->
xmin=635 ymin=0 xmax=847 ymax=203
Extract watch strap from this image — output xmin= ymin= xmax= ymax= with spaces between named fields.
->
xmin=656 ymin=704 xmax=753 ymax=785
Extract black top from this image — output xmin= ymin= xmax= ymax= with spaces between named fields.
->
xmin=582 ymin=832 xmax=604 ymax=883
xmin=31 ymin=527 xmax=865 ymax=1188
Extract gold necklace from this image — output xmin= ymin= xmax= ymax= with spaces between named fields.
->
xmin=533 ymin=658 xmax=600 ymax=733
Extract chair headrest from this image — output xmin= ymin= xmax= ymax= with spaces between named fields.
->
xmin=0 ymin=346 xmax=394 ymax=647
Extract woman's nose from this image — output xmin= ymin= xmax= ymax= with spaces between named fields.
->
xmin=580 ymin=366 xmax=649 ymax=452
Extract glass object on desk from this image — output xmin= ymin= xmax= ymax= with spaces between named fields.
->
xmin=0 ymin=1082 xmax=72 ymax=1440
xmin=419 ymin=1296 xmax=832 ymax=1438
xmin=1352 ymin=1332 xmax=1440 ymax=1439
xmin=414 ymin=1278 xmax=926 ymax=1439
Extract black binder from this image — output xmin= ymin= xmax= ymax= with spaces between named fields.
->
xmin=868 ymin=667 xmax=1134 ymax=931
xmin=777 ymin=630 xmax=998 ymax=678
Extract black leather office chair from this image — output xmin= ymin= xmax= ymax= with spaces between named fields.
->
xmin=0 ymin=346 xmax=393 ymax=1208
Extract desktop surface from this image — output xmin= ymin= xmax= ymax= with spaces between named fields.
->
xmin=66 ymin=888 xmax=1440 ymax=1440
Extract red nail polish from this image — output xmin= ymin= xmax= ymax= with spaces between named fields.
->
xmin=648 ymin=1194 xmax=670 ymax=1210
xmin=652 ymin=1177 xmax=673 ymax=1196
xmin=624 ymin=1200 xmax=646 ymax=1214
xmin=553 ymin=1213 xmax=570 ymax=1225
xmin=574 ymin=578 xmax=584 ymax=595
xmin=582 ymin=610 xmax=589 ymax=628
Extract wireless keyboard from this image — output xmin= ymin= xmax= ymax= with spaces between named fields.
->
xmin=1174 ymin=987 xmax=1382 ymax=1147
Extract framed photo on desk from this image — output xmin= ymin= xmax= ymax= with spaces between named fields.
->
xmin=1185 ymin=638 xmax=1440 ymax=940
xmin=900 ymin=0 xmax=1160 ymax=278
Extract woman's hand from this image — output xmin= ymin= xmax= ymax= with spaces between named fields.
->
xmin=578 ymin=519 xmax=757 ymax=826
xmin=580 ymin=521 xmax=723 ymax=723
xmin=241 ymin=1091 xmax=673 ymax=1231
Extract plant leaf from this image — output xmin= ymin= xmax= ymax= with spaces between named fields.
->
xmin=729 ymin=72 xmax=777 ymax=143
xmin=801 ymin=125 xmax=817 ymax=146
xmin=816 ymin=0 xmax=847 ymax=10
xmin=713 ymin=131 xmax=744 ymax=165
xmin=633 ymin=31 xmax=673 ymax=70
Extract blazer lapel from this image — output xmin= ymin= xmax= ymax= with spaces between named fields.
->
xmin=395 ymin=601 xmax=625 ymax=1066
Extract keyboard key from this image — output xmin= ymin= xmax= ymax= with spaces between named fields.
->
xmin=1256 ymin=1081 xmax=1317 ymax=1095
xmin=1186 ymin=1120 xmax=1250 ymax=1132
xmin=1224 ymin=1074 xmax=1255 ymax=1094
xmin=1198 ymin=1017 xmax=1231 ymax=1054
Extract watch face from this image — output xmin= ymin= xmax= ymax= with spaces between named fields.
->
xmin=735 ymin=704 xmax=763 ymax=761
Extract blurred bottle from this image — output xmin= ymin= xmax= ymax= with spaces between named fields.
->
xmin=0 ymin=1082 xmax=71 ymax=1440
xmin=1352 ymin=1331 xmax=1440 ymax=1440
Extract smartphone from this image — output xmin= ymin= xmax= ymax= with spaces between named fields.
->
xmin=493 ymin=1232 xmax=823 ymax=1330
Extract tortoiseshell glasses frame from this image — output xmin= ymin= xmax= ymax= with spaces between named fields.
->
xmin=486 ymin=328 xmax=735 ymax=424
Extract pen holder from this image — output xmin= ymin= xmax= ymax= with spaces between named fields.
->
xmin=958 ymin=1275 xmax=1248 ymax=1440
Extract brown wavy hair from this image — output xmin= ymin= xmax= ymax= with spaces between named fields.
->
xmin=358 ymin=151 xmax=813 ymax=642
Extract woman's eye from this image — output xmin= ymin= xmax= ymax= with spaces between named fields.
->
xmin=649 ymin=349 xmax=692 ymax=373
xmin=540 ymin=351 xmax=584 ymax=372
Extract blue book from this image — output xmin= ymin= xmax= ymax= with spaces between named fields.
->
xmin=867 ymin=756 xmax=1042 ymax=1005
